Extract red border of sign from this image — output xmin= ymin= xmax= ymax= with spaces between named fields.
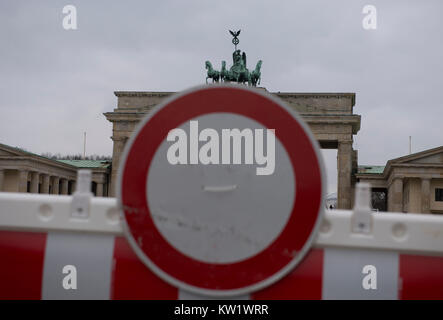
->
xmin=120 ymin=86 xmax=323 ymax=291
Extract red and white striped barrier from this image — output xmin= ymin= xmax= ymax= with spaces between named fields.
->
xmin=1 ymin=192 xmax=442 ymax=300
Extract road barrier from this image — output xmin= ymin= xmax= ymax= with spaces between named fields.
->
xmin=0 ymin=174 xmax=442 ymax=299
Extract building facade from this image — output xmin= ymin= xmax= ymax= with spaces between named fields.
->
xmin=0 ymin=143 xmax=111 ymax=197
xmin=4 ymin=91 xmax=441 ymax=213
xmin=356 ymin=146 xmax=443 ymax=214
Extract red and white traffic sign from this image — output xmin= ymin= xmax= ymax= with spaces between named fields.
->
xmin=117 ymin=85 xmax=326 ymax=297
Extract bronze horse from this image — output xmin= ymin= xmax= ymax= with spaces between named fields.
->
xmin=205 ymin=61 xmax=220 ymax=83
xmin=250 ymin=60 xmax=262 ymax=86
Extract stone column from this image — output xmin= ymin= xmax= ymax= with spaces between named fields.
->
xmin=96 ymin=182 xmax=104 ymax=197
xmin=110 ymin=137 xmax=126 ymax=197
xmin=52 ymin=177 xmax=60 ymax=195
xmin=18 ymin=170 xmax=28 ymax=193
xmin=0 ymin=169 xmax=4 ymax=192
xmin=71 ymin=181 xmax=76 ymax=193
xmin=41 ymin=174 xmax=50 ymax=194
xmin=60 ymin=178 xmax=69 ymax=195
xmin=421 ymin=178 xmax=431 ymax=213
xmin=30 ymin=172 xmax=39 ymax=193
xmin=390 ymin=177 xmax=404 ymax=212
xmin=337 ymin=140 xmax=353 ymax=209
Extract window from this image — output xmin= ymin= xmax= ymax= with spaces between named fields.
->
xmin=435 ymin=188 xmax=443 ymax=202
xmin=371 ymin=188 xmax=387 ymax=212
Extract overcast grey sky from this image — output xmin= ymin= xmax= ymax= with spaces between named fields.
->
xmin=1 ymin=1 xmax=442 ymax=193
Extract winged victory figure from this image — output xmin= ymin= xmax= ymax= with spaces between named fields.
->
xmin=229 ymin=30 xmax=241 ymax=37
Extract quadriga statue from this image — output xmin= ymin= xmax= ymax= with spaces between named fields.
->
xmin=205 ymin=30 xmax=262 ymax=87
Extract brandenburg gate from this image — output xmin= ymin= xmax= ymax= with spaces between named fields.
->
xmin=104 ymin=91 xmax=360 ymax=209
xmin=104 ymin=30 xmax=361 ymax=209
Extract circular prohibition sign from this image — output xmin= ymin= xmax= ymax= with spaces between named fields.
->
xmin=117 ymin=84 xmax=326 ymax=297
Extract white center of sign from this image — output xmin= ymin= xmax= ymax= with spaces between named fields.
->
xmin=146 ymin=113 xmax=295 ymax=264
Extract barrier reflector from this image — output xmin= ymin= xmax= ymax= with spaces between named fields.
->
xmin=399 ymin=254 xmax=443 ymax=300
xmin=322 ymin=247 xmax=399 ymax=300
xmin=0 ymin=231 xmax=46 ymax=300
xmin=111 ymin=237 xmax=178 ymax=300
xmin=41 ymin=232 xmax=114 ymax=300
xmin=252 ymin=249 xmax=323 ymax=300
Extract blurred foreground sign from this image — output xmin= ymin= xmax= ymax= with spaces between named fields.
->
xmin=117 ymin=85 xmax=326 ymax=297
